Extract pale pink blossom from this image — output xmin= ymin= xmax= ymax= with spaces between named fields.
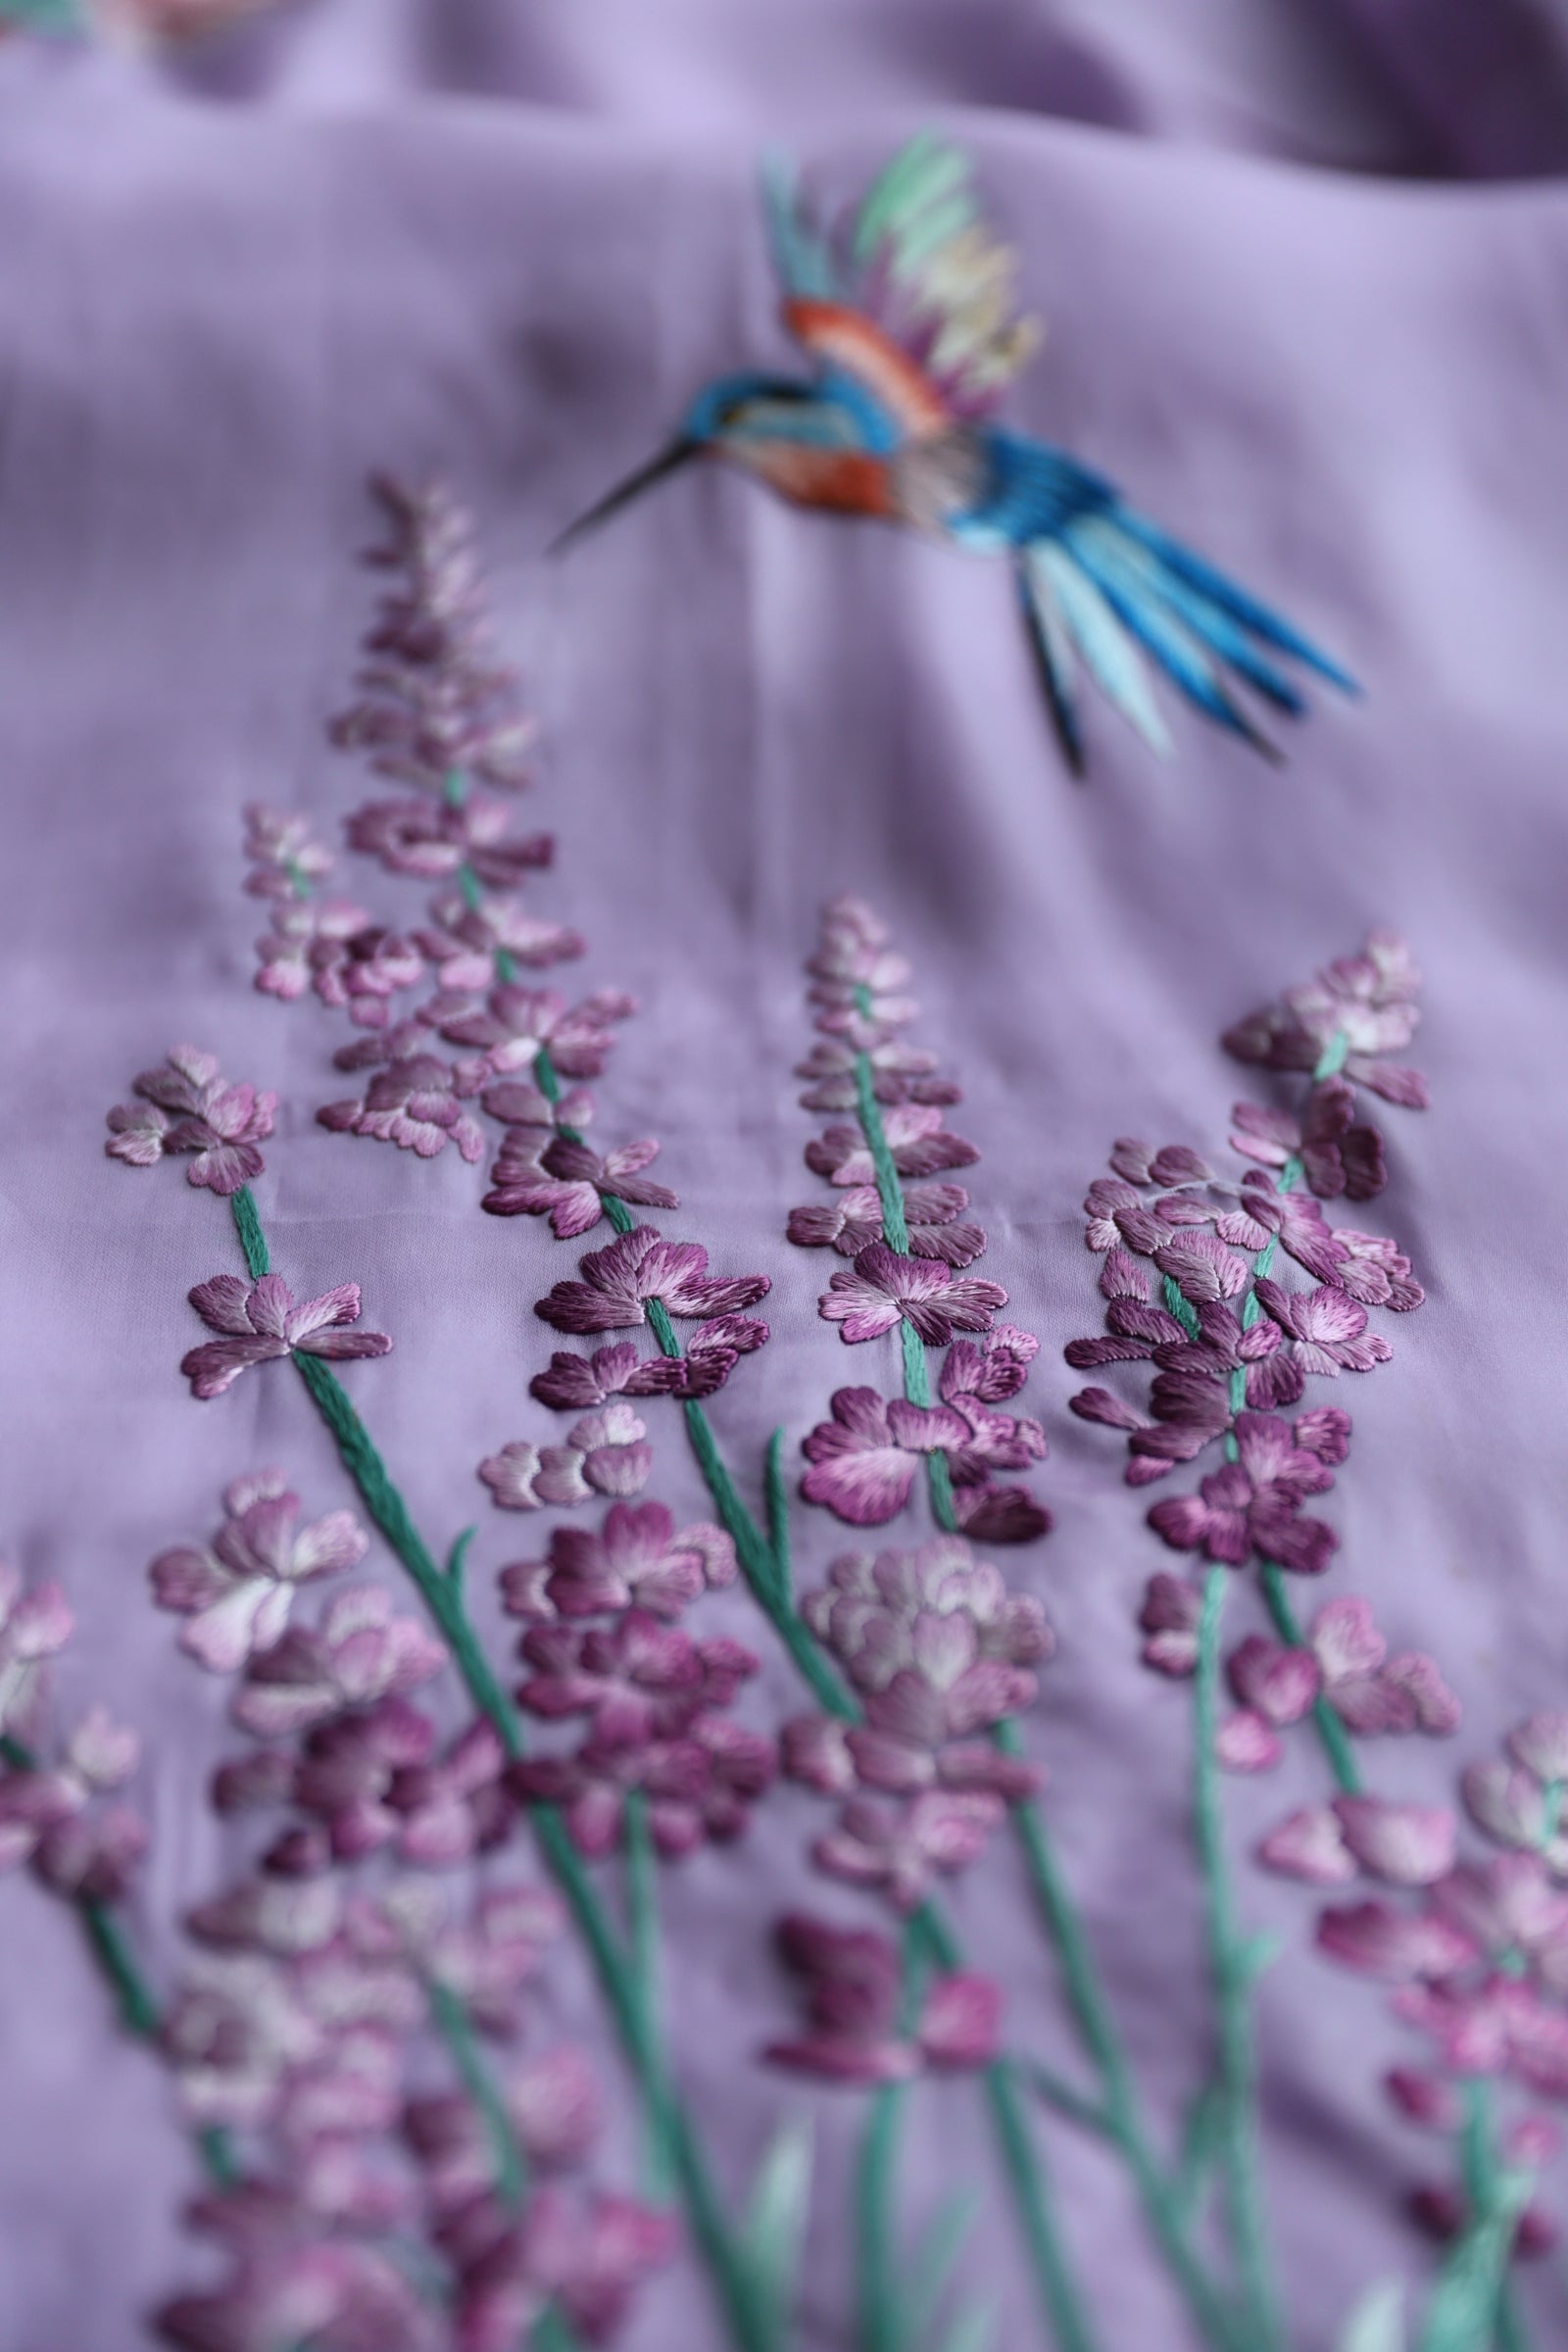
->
xmin=150 ymin=1473 xmax=368 ymax=1672
xmin=106 ymin=1045 xmax=277 ymax=1197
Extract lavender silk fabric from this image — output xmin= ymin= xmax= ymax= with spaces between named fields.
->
xmin=2 ymin=7 xmax=1568 ymax=2348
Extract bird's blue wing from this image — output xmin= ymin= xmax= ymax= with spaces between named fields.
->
xmin=971 ymin=431 xmax=1355 ymax=761
xmin=761 ymin=136 xmax=1039 ymax=427
xmin=761 ymin=153 xmax=843 ymax=304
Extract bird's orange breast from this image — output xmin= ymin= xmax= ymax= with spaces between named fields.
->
xmin=732 ymin=440 xmax=898 ymax=517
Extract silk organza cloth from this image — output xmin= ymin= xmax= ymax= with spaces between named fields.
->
xmin=2 ymin=7 xmax=1567 ymax=2348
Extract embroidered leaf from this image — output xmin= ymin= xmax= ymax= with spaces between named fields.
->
xmin=927 ymin=2296 xmax=997 ymax=2352
xmin=1417 ymin=2174 xmax=1531 ymax=2352
xmin=896 ymin=2186 xmax=983 ymax=2345
xmin=445 ymin=1525 xmax=476 ymax=1596
xmin=741 ymin=2114 xmax=815 ymax=2332
xmin=1338 ymin=2281 xmax=1404 ymax=2352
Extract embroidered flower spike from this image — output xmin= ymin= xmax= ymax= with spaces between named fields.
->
xmin=1313 ymin=1717 xmax=1568 ymax=2309
xmin=138 ymin=1458 xmax=676 ymax=2352
xmin=106 ymin=1045 xmax=276 ymax=1197
xmin=1064 ymin=932 xmax=1444 ymax=2352
xmin=792 ymin=898 xmax=1049 ymax=1543
xmin=553 ymin=133 xmax=1355 ymax=772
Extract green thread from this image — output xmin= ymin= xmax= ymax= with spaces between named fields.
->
xmin=763 ymin=1430 xmax=793 ymax=1603
xmin=855 ymin=1923 xmax=928 ymax=2352
xmin=1417 ymin=2081 xmax=1534 ymax=2352
xmin=3 ymin=1735 xmax=240 ymax=2180
xmin=1195 ymin=1569 xmax=1283 ymax=2352
xmin=1024 ymin=2063 xmax=1115 ymax=2139
xmin=219 ymin=1196 xmax=765 ymax=2351
xmin=429 ymin=1977 xmax=527 ymax=2210
xmin=853 ymin=1049 xmax=911 ymax=1254
xmin=851 ymin=1012 xmax=1236 ymax=2344
xmin=624 ymin=1791 xmax=676 ymax=2201
xmin=981 ymin=2060 xmax=1102 ymax=2352
xmin=446 ymin=1526 xmax=476 ymax=1599
xmin=230 ymin=1186 xmax=271 ymax=1280
xmin=993 ymin=1723 xmax=1250 ymax=2352
xmin=290 ymin=1350 xmax=522 ymax=1756
xmin=1258 ymin=1561 xmax=1361 ymax=1795
xmin=80 ymin=1895 xmax=163 ymax=2042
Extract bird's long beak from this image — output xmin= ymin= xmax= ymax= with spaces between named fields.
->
xmin=549 ymin=440 xmax=700 ymax=554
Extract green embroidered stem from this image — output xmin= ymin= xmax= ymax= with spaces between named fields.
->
xmin=856 ymin=2077 xmax=908 ymax=2352
xmin=1 ymin=1729 xmax=163 ymax=2042
xmin=224 ymin=1196 xmax=768 ymax=2352
xmin=288 ymin=1347 xmax=522 ymax=1756
xmin=1258 ymin=1562 xmax=1361 ymax=1796
xmin=1417 ymin=2081 xmax=1533 ymax=2352
xmin=2 ymin=1725 xmax=241 ymax=2188
xmin=79 ymin=1892 xmax=164 ymax=2042
xmin=991 ymin=1725 xmax=1250 ymax=2352
xmin=764 ymin=1430 xmax=793 ymax=1603
xmin=855 ymin=1921 xmax=927 ymax=2352
xmin=429 ymin=1977 xmax=527 ymax=2211
xmin=231 ymin=1183 xmax=271 ymax=1279
xmin=847 ymin=1028 xmax=1238 ymax=2345
xmin=624 ymin=1790 xmax=676 ymax=2202
xmin=1195 ymin=1568 xmax=1283 ymax=2352
xmin=441 ymin=767 xmax=517 ymax=986
xmin=981 ymin=2061 xmax=1102 ymax=2352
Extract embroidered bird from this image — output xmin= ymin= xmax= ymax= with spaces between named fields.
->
xmin=555 ymin=133 xmax=1356 ymax=772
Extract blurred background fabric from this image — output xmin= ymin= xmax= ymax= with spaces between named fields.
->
xmin=2 ymin=4 xmax=1567 ymax=2349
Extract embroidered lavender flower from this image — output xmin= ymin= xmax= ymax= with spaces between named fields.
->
xmin=527 ymin=1343 xmax=687 ymax=1412
xmin=423 ymin=887 xmax=584 ymax=973
xmin=788 ymin=1179 xmax=984 ymax=1267
xmin=150 ymin=1472 xmax=369 ymax=1672
xmin=0 ymin=1701 xmax=148 ymax=1901
xmin=1066 ymin=1126 xmax=1420 ymax=1492
xmin=346 ymin=793 xmax=554 ymax=885
xmin=310 ymin=921 xmax=428 ymax=1028
xmin=1146 ymin=1411 xmax=1343 ymax=1576
xmin=438 ymin=985 xmax=635 ymax=1091
xmin=1224 ymin=931 xmax=1429 ymax=1107
xmin=785 ymin=1538 xmax=1051 ymax=1902
xmin=318 ymin=1054 xmax=486 ymax=1162
xmin=806 ymin=1104 xmax=978 ymax=1187
xmin=484 ymin=1135 xmax=678 ymax=1236
xmin=106 ymin=1045 xmax=277 ymax=1197
xmin=328 ymin=474 xmax=536 ymax=799
xmin=478 ymin=1410 xmax=654 ymax=1513
xmin=181 ymin=1276 xmax=393 ymax=1400
xmin=1464 ymin=1715 xmax=1568 ymax=1876
xmin=230 ymin=1588 xmax=446 ymax=1740
xmin=443 ymin=2186 xmax=677 ymax=2351
xmin=244 ymin=807 xmax=337 ymax=901
xmin=819 ymin=1243 xmax=1007 ymax=1346
xmin=801 ymin=1369 xmax=1048 ymax=1537
xmin=535 ymin=1225 xmax=770 ymax=1337
xmin=1144 ymin=1585 xmax=1459 ymax=1775
xmin=764 ymin=1913 xmax=1003 ymax=2083
xmin=253 ymin=896 xmax=373 ymax=1004
xmin=789 ymin=900 xmax=1052 ymax=1547
xmin=511 ymin=1720 xmax=774 ymax=1864
xmin=499 ymin=1503 xmax=736 ymax=1622
xmin=0 ymin=1567 xmax=73 ymax=1743
xmin=1231 ymin=1082 xmax=1387 ymax=1202
xmin=154 ymin=2200 xmax=429 ymax=2352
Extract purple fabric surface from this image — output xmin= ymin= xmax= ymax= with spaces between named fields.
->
xmin=2 ymin=9 xmax=1568 ymax=2349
